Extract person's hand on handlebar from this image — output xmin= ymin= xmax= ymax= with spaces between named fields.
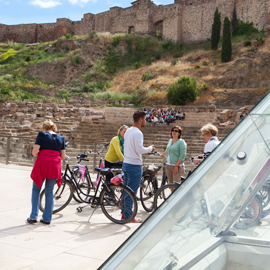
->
xmin=160 ymin=153 xmax=166 ymax=158
xmin=150 ymin=145 xmax=155 ymax=152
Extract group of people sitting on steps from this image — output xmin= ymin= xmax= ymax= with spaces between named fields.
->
xmin=144 ymin=107 xmax=186 ymax=125
xmin=27 ymin=112 xmax=219 ymax=225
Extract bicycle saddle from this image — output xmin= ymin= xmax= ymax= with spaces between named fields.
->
xmin=95 ymin=167 xmax=111 ymax=175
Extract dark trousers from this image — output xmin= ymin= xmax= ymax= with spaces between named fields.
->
xmin=104 ymin=160 xmax=115 ymax=182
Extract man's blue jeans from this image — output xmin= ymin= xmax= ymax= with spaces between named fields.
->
xmin=122 ymin=163 xmax=142 ymax=219
xmin=30 ymin=179 xmax=56 ymax=222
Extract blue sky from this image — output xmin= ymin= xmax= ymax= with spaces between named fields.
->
xmin=0 ymin=0 xmax=173 ymax=25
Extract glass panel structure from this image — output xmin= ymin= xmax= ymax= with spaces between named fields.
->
xmin=99 ymin=91 xmax=270 ymax=270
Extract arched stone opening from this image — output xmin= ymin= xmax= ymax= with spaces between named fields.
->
xmin=128 ymin=26 xmax=135 ymax=34
xmin=154 ymin=20 xmax=163 ymax=39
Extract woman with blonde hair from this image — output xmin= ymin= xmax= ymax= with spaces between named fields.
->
xmin=104 ymin=125 xmax=129 ymax=180
xmin=160 ymin=125 xmax=187 ymax=184
xmin=27 ymin=120 xmax=66 ymax=225
xmin=193 ymin=123 xmax=220 ymax=164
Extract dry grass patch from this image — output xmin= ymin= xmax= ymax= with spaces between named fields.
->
xmin=97 ymin=32 xmax=113 ymax=44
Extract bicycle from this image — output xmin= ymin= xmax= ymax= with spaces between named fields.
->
xmin=39 ymin=143 xmax=109 ymax=207
xmin=40 ymin=149 xmax=137 ymax=224
xmin=153 ymin=157 xmax=195 ymax=210
xmin=70 ymin=143 xmax=110 ymax=203
xmin=139 ymin=151 xmax=167 ymax=212
xmin=233 ymin=195 xmax=262 ymax=230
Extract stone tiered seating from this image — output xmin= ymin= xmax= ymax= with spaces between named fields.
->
xmin=0 ymin=105 xmax=234 ymax=177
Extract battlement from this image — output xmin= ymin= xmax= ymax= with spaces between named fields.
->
xmin=0 ymin=0 xmax=269 ymax=44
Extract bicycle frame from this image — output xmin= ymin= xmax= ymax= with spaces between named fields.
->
xmin=63 ymin=163 xmax=103 ymax=205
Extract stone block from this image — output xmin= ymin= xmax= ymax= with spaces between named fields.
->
xmin=36 ymin=111 xmax=44 ymax=117
xmin=15 ymin=112 xmax=25 ymax=120
xmin=53 ymin=105 xmax=59 ymax=112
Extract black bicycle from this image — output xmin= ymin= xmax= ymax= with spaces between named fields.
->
xmin=39 ymin=150 xmax=137 ymax=224
xmin=139 ymin=151 xmax=167 ymax=212
xmin=153 ymin=157 xmax=195 ymax=210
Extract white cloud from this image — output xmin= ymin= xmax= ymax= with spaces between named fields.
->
xmin=67 ymin=0 xmax=96 ymax=6
xmin=153 ymin=0 xmax=162 ymax=5
xmin=4 ymin=1 xmax=10 ymax=4
xmin=30 ymin=0 xmax=62 ymax=8
xmin=107 ymin=0 xmax=119 ymax=7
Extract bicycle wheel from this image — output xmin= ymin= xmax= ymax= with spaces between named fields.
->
xmin=153 ymin=183 xmax=179 ymax=210
xmin=140 ymin=176 xmax=158 ymax=212
xmin=72 ymin=173 xmax=93 ymax=203
xmin=161 ymin=166 xmax=168 ymax=186
xmin=39 ymin=180 xmax=73 ymax=214
xmin=100 ymin=185 xmax=137 ymax=224
xmin=258 ymin=185 xmax=270 ymax=218
xmin=233 ymin=195 xmax=262 ymax=230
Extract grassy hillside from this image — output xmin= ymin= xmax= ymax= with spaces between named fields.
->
xmin=0 ymin=31 xmax=269 ymax=108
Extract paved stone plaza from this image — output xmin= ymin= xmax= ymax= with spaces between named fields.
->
xmin=0 ymin=164 xmax=146 ymax=270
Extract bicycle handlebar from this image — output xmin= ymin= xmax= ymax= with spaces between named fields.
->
xmin=148 ymin=151 xmax=161 ymax=156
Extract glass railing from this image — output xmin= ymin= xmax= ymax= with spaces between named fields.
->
xmin=99 ymin=91 xmax=270 ymax=270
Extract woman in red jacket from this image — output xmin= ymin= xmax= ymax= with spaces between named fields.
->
xmin=27 ymin=120 xmax=66 ymax=225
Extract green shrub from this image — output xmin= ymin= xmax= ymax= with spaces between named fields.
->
xmin=256 ymin=37 xmax=265 ymax=45
xmin=244 ymin=40 xmax=252 ymax=46
xmin=234 ymin=20 xmax=259 ymax=36
xmin=56 ymin=89 xmax=70 ymax=99
xmin=213 ymin=60 xmax=217 ymax=65
xmin=126 ymin=38 xmax=133 ymax=53
xmin=133 ymin=62 xmax=141 ymax=69
xmin=90 ymin=30 xmax=97 ymax=38
xmin=171 ymin=59 xmax=178 ymax=65
xmin=0 ymin=87 xmax=11 ymax=95
xmin=141 ymin=70 xmax=155 ymax=81
xmin=202 ymin=61 xmax=208 ymax=66
xmin=71 ymin=87 xmax=82 ymax=92
xmin=167 ymin=76 xmax=198 ymax=105
xmin=52 ymin=41 xmax=57 ymax=47
xmin=25 ymin=55 xmax=31 ymax=62
xmin=75 ymin=56 xmax=80 ymax=64
xmin=194 ymin=65 xmax=200 ymax=69
xmin=200 ymin=83 xmax=208 ymax=90
xmin=85 ymin=73 xmax=91 ymax=83
xmin=112 ymin=36 xmax=120 ymax=47
xmin=83 ymin=84 xmax=90 ymax=92
xmin=173 ymin=52 xmax=183 ymax=58
xmin=155 ymin=53 xmax=161 ymax=60
xmin=71 ymin=55 xmax=80 ymax=65
xmin=65 ymin=33 xmax=72 ymax=39
xmin=247 ymin=47 xmax=258 ymax=52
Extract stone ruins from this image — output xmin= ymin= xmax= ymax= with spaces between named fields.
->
xmin=0 ymin=0 xmax=269 ymax=44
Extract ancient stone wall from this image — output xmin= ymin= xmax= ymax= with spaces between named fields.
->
xmin=0 ymin=0 xmax=269 ymax=44
xmin=236 ymin=0 xmax=270 ymax=31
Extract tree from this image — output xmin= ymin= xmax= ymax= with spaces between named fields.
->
xmin=211 ymin=8 xmax=221 ymax=50
xmin=221 ymin=16 xmax=232 ymax=62
xmin=167 ymin=76 xmax=198 ymax=105
xmin=232 ymin=6 xmax=238 ymax=36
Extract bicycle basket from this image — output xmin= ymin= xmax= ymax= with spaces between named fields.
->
xmin=145 ymin=164 xmax=162 ymax=175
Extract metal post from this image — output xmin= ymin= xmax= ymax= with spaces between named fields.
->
xmin=93 ymin=143 xmax=97 ymax=171
xmin=6 ymin=137 xmax=10 ymax=165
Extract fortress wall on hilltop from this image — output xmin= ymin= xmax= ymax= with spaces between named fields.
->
xmin=110 ymin=7 xmax=137 ymax=34
xmin=0 ymin=23 xmax=37 ymax=43
xmin=236 ymin=0 xmax=269 ymax=30
xmin=0 ymin=0 xmax=269 ymax=44
xmin=36 ymin=23 xmax=57 ymax=42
